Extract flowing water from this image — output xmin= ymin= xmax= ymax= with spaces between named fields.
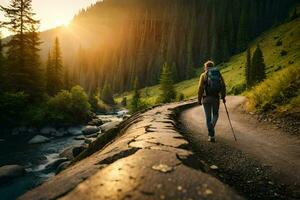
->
xmin=0 ymin=136 xmax=84 ymax=200
xmin=0 ymin=113 xmax=126 ymax=200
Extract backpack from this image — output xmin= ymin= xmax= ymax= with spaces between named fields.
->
xmin=205 ymin=67 xmax=222 ymax=96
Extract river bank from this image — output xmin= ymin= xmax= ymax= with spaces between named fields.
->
xmin=0 ymin=112 xmax=127 ymax=200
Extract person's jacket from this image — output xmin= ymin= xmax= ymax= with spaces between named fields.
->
xmin=197 ymin=71 xmax=226 ymax=104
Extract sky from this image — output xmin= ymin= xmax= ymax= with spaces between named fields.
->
xmin=0 ymin=0 xmax=99 ymax=37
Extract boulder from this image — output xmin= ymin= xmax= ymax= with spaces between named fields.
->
xmin=84 ymin=138 xmax=94 ymax=145
xmin=74 ymin=136 xmax=86 ymax=140
xmin=59 ymin=147 xmax=75 ymax=160
xmin=67 ymin=126 xmax=83 ymax=136
xmin=44 ymin=158 xmax=69 ymax=172
xmin=100 ymin=121 xmax=121 ymax=132
xmin=88 ymin=118 xmax=103 ymax=126
xmin=0 ymin=165 xmax=26 ymax=184
xmin=82 ymin=126 xmax=100 ymax=135
xmin=40 ymin=127 xmax=57 ymax=135
xmin=72 ymin=146 xmax=86 ymax=157
xmin=56 ymin=161 xmax=71 ymax=174
xmin=28 ymin=135 xmax=50 ymax=144
xmin=60 ymin=146 xmax=86 ymax=160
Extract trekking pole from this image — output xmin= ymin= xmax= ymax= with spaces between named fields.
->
xmin=223 ymin=102 xmax=237 ymax=141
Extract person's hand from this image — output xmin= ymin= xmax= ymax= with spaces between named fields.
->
xmin=222 ymin=98 xmax=226 ymax=104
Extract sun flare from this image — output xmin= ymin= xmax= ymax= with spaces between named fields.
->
xmin=53 ymin=19 xmax=71 ymax=27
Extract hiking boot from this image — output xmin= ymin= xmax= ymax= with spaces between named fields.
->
xmin=208 ymin=136 xmax=216 ymax=143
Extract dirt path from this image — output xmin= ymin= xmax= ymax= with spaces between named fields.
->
xmin=179 ymin=96 xmax=300 ymax=199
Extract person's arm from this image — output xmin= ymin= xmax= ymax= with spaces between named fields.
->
xmin=198 ymin=73 xmax=205 ymax=105
xmin=220 ymin=75 xmax=226 ymax=103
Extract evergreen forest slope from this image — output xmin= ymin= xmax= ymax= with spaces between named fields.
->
xmin=27 ymin=0 xmax=298 ymax=94
xmin=116 ymin=9 xmax=300 ymax=115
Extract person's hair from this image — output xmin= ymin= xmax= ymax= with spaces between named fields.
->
xmin=204 ymin=60 xmax=214 ymax=68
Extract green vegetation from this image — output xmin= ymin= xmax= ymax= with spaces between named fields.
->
xmin=57 ymin=0 xmax=295 ymax=95
xmin=245 ymin=44 xmax=267 ymax=88
xmin=46 ymin=37 xmax=64 ymax=96
xmin=0 ymin=0 xmax=298 ymax=128
xmin=116 ymin=13 xmax=300 ymax=113
xmin=0 ymin=86 xmax=92 ymax=129
xmin=158 ymin=63 xmax=176 ymax=103
xmin=101 ymin=82 xmax=115 ymax=105
xmin=130 ymin=78 xmax=147 ymax=113
xmin=246 ymin=65 xmax=300 ymax=112
xmin=1 ymin=0 xmax=43 ymax=99
xmin=0 ymin=92 xmax=29 ymax=127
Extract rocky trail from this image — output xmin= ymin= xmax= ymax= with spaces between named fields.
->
xmin=179 ymin=96 xmax=300 ymax=199
xmin=17 ymin=97 xmax=300 ymax=200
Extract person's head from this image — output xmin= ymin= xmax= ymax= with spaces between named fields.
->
xmin=204 ymin=60 xmax=214 ymax=71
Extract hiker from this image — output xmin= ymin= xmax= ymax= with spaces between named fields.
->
xmin=198 ymin=61 xmax=226 ymax=142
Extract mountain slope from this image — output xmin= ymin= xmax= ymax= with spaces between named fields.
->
xmin=32 ymin=0 xmax=297 ymax=94
xmin=116 ymin=12 xmax=300 ymax=109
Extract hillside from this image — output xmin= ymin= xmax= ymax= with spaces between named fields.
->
xmin=23 ymin=0 xmax=297 ymax=94
xmin=116 ymin=12 xmax=300 ymax=109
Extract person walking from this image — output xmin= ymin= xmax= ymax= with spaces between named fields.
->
xmin=198 ymin=61 xmax=226 ymax=142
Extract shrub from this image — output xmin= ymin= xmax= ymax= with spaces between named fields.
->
xmin=23 ymin=104 xmax=48 ymax=126
xmin=246 ymin=66 xmax=300 ymax=111
xmin=228 ymin=83 xmax=246 ymax=95
xmin=0 ymin=92 xmax=29 ymax=127
xmin=121 ymin=97 xmax=127 ymax=107
xmin=47 ymin=90 xmax=73 ymax=125
xmin=130 ymin=100 xmax=148 ymax=114
xmin=97 ymin=99 xmax=111 ymax=113
xmin=89 ymin=92 xmax=99 ymax=111
xmin=46 ymin=86 xmax=91 ymax=125
xmin=70 ymin=86 xmax=91 ymax=121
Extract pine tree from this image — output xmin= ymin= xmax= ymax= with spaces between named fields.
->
xmin=101 ymin=81 xmax=114 ymax=105
xmin=52 ymin=37 xmax=63 ymax=91
xmin=46 ymin=37 xmax=64 ymax=95
xmin=1 ymin=0 xmax=43 ymax=98
xmin=245 ymin=48 xmax=252 ymax=88
xmin=26 ymin=25 xmax=44 ymax=98
xmin=252 ymin=44 xmax=266 ymax=84
xmin=159 ymin=62 xmax=176 ymax=103
xmin=46 ymin=51 xmax=54 ymax=95
xmin=0 ymin=35 xmax=5 ymax=93
xmin=89 ymin=87 xmax=100 ymax=111
xmin=64 ymin=68 xmax=70 ymax=90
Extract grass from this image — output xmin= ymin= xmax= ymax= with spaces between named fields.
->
xmin=116 ymin=15 xmax=300 ymax=112
xmin=245 ymin=65 xmax=300 ymax=112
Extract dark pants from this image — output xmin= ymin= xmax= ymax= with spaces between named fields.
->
xmin=203 ymin=99 xmax=220 ymax=137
